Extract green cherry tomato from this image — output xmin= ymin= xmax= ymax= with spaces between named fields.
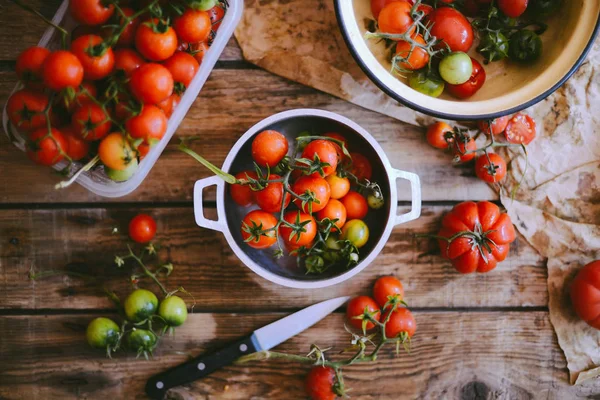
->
xmin=477 ymin=31 xmax=509 ymax=62
xmin=509 ymin=30 xmax=542 ymax=62
xmin=528 ymin=0 xmax=562 ymax=17
xmin=158 ymin=295 xmax=188 ymax=327
xmin=325 ymin=234 xmax=342 ymax=250
xmin=127 ymin=328 xmax=157 ymax=353
xmin=106 ymin=158 xmax=138 ymax=182
xmin=439 ymin=52 xmax=473 ymax=85
xmin=341 ymin=219 xmax=370 ymax=248
xmin=408 ymin=69 xmax=445 ymax=98
xmin=86 ymin=317 xmax=120 ymax=349
xmin=367 ymin=192 xmax=384 ymax=210
xmin=189 ymin=0 xmax=218 ymax=10
xmin=124 ymin=289 xmax=159 ymax=322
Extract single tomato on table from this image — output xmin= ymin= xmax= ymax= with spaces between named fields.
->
xmin=570 ymin=261 xmax=600 ymax=330
xmin=129 ymin=214 xmax=157 ymax=244
xmin=426 ymin=122 xmax=453 ymax=149
xmin=475 ymin=153 xmax=507 ymax=183
xmin=305 ymin=366 xmax=339 ymax=400
xmin=373 ymin=276 xmax=405 ymax=309
xmin=505 ymin=113 xmax=536 ymax=145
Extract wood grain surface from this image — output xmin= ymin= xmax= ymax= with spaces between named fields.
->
xmin=0 ymin=0 xmax=589 ymax=399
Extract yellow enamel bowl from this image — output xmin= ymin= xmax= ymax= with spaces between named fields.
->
xmin=335 ymin=1 xmax=600 ymax=120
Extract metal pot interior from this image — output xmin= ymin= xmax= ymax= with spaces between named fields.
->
xmin=223 ymin=115 xmax=392 ymax=281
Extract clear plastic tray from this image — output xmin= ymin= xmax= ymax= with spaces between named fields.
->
xmin=2 ymin=0 xmax=243 ymax=198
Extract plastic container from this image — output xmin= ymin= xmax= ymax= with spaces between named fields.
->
xmin=2 ymin=0 xmax=244 ymax=198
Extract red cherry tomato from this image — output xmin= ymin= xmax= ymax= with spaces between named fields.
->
xmin=340 ymin=191 xmax=368 ymax=220
xmin=478 ymin=116 xmax=510 ymax=135
xmin=27 ymin=127 xmax=68 ymax=166
xmin=189 ymin=41 xmax=209 ymax=64
xmin=241 ymin=210 xmax=278 ymax=249
xmin=174 ymin=9 xmax=211 ymax=43
xmin=370 ymin=0 xmax=405 ymax=19
xmin=251 ymin=130 xmax=289 ymax=168
xmin=426 ymin=122 xmax=453 ymax=149
xmin=71 ymin=103 xmax=111 ymax=141
xmin=129 ymin=214 xmax=157 ymax=244
xmin=373 ymin=276 xmax=405 ymax=308
xmin=16 ymin=46 xmax=50 ymax=87
xmin=125 ymin=104 xmax=168 ymax=144
xmin=378 ymin=2 xmax=415 ymax=35
xmin=6 ymin=89 xmax=50 ymax=131
xmin=325 ymin=174 xmax=351 ymax=199
xmin=570 ymin=261 xmax=600 ymax=330
xmin=504 ymin=113 xmax=536 ymax=145
xmin=475 ymin=153 xmax=507 ymax=183
xmin=301 ymin=140 xmax=338 ymax=177
xmin=446 ymin=58 xmax=486 ymax=99
xmin=498 ymin=0 xmax=529 ymax=18
xmin=395 ymin=34 xmax=430 ymax=71
xmin=61 ymin=125 xmax=90 ymax=161
xmin=292 ymin=175 xmax=331 ymax=213
xmin=452 ymin=136 xmax=477 ymax=163
xmin=348 ymin=152 xmax=372 ymax=181
xmin=346 ymin=296 xmax=381 ymax=331
xmin=42 ymin=50 xmax=84 ymax=91
xmin=428 ymin=8 xmax=474 ymax=52
xmin=323 ymin=132 xmax=348 ymax=160
xmin=255 ymin=174 xmax=291 ymax=213
xmin=230 ymin=171 xmax=258 ymax=207
xmin=156 ymin=93 xmax=180 ymax=118
xmin=208 ymin=5 xmax=226 ymax=32
xmin=279 ymin=211 xmax=317 ymax=248
xmin=383 ymin=307 xmax=417 ymax=338
xmin=305 ymin=366 xmax=337 ymax=400
xmin=163 ymin=52 xmax=199 ymax=90
xmin=71 ymin=34 xmax=115 ymax=81
xmin=130 ymin=63 xmax=174 ymax=104
xmin=114 ymin=48 xmax=145 ymax=77
xmin=70 ymin=0 xmax=114 ymax=26
xmin=135 ymin=19 xmax=178 ymax=61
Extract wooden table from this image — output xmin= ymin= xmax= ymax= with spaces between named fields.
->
xmin=0 ymin=1 xmax=597 ymax=399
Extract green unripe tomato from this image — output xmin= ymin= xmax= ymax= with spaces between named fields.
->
xmin=158 ymin=296 xmax=188 ymax=327
xmin=341 ymin=219 xmax=370 ymax=248
xmin=509 ymin=30 xmax=542 ymax=62
xmin=86 ymin=317 xmax=120 ymax=349
xmin=106 ymin=158 xmax=138 ymax=182
xmin=127 ymin=328 xmax=157 ymax=353
xmin=439 ymin=52 xmax=473 ymax=85
xmin=189 ymin=0 xmax=218 ymax=11
xmin=124 ymin=289 xmax=158 ymax=322
xmin=408 ymin=70 xmax=445 ymax=98
xmin=367 ymin=192 xmax=384 ymax=210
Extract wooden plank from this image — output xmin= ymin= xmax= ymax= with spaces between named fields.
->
xmin=0 ymin=206 xmax=546 ymax=311
xmin=0 ymin=67 xmax=495 ymax=204
xmin=0 ymin=0 xmax=242 ymax=61
xmin=0 ymin=311 xmax=590 ymax=399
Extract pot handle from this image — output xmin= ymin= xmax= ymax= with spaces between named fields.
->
xmin=194 ymin=176 xmax=226 ymax=232
xmin=393 ymin=169 xmax=422 ymax=226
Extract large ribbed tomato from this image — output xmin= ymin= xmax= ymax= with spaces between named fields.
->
xmin=437 ymin=201 xmax=516 ymax=273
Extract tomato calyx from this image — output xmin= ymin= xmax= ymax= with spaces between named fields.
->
xmin=241 ymin=219 xmax=276 ymax=245
xmin=440 ymin=222 xmax=500 ymax=265
xmin=144 ymin=18 xmax=171 ymax=35
xmin=295 ymin=153 xmax=332 ymax=178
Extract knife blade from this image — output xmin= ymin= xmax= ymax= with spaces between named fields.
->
xmin=145 ymin=296 xmax=350 ymax=399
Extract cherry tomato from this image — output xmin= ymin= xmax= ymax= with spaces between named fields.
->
xmin=114 ymin=48 xmax=145 ymax=77
xmin=62 ymin=125 xmax=90 ymax=161
xmin=99 ymin=132 xmax=135 ymax=170
xmin=408 ymin=69 xmax=445 ymax=97
xmin=452 ymin=136 xmax=477 ymax=163
xmin=106 ymin=158 xmax=138 ymax=182
xmin=163 ymin=52 xmax=200 ymax=90
xmin=124 ymin=288 xmax=158 ymax=322
xmin=115 ymin=7 xmax=140 ymax=47
xmin=189 ymin=41 xmax=209 ymax=64
xmin=341 ymin=219 xmax=370 ymax=248
xmin=255 ymin=174 xmax=291 ymax=213
xmin=373 ymin=276 xmax=405 ymax=308
xmin=340 ymin=191 xmax=368 ymax=220
xmin=301 ymin=140 xmax=338 ymax=177
xmin=346 ymin=296 xmax=381 ymax=330
xmin=71 ymin=34 xmax=115 ymax=80
xmin=251 ymin=130 xmax=289 ymax=168
xmin=156 ymin=93 xmax=180 ymax=118
xmin=305 ymin=366 xmax=337 ymax=400
xmin=125 ymin=104 xmax=168 ymax=144
xmin=570 ymin=261 xmax=600 ymax=330
xmin=316 ymin=199 xmax=347 ymax=229
xmin=42 ymin=50 xmax=84 ymax=91
xmin=348 ymin=152 xmax=372 ymax=181
xmin=505 ymin=113 xmax=536 ymax=145
xmin=439 ymin=52 xmax=473 ymax=85
xmin=86 ymin=317 xmax=120 ymax=349
xmin=323 ymin=132 xmax=348 ymax=160
xmin=6 ymin=89 xmax=50 ymax=131
xmin=70 ymin=0 xmax=114 ymax=26
xmin=383 ymin=307 xmax=417 ymax=338
xmin=428 ymin=8 xmax=474 ymax=52
xmin=395 ymin=34 xmax=429 ymax=70
xmin=446 ymin=57 xmax=486 ymax=99
xmin=438 ymin=201 xmax=516 ymax=273
xmin=478 ymin=116 xmax=509 ymax=135
xmin=230 ymin=171 xmax=258 ymax=207
xmin=27 ymin=127 xmax=68 ymax=166
xmin=292 ymin=175 xmax=331 ymax=213
xmin=371 ymin=0 xmax=404 ymax=19
xmin=241 ymin=210 xmax=278 ymax=249
xmin=16 ymin=46 xmax=50 ymax=87
xmin=137 ymin=143 xmax=151 ymax=160
xmin=475 ymin=153 xmax=507 ymax=183
xmin=129 ymin=214 xmax=157 ymax=244
xmin=130 ymin=63 xmax=174 ymax=104
xmin=71 ymin=103 xmax=111 ymax=141
xmin=426 ymin=122 xmax=453 ymax=149
xmin=158 ymin=295 xmax=188 ymax=327
xmin=135 ymin=19 xmax=178 ymax=61
xmin=208 ymin=5 xmax=225 ymax=32
xmin=498 ymin=0 xmax=529 ymax=17
xmin=279 ymin=211 xmax=317 ymax=247
xmin=378 ymin=2 xmax=415 ymax=35
xmin=127 ymin=328 xmax=157 ymax=354
xmin=174 ymin=9 xmax=211 ymax=43
xmin=325 ymin=174 xmax=350 ymax=199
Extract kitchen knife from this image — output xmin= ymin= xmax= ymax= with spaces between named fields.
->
xmin=145 ymin=296 xmax=350 ymax=399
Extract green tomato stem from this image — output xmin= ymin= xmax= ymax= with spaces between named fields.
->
xmin=178 ymin=142 xmax=238 ymax=184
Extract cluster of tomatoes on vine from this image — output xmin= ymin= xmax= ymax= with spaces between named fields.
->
xmin=7 ymin=0 xmax=226 ymax=184
xmin=86 ymin=213 xmax=192 ymax=359
xmin=367 ymin=0 xmax=559 ymax=99
xmin=184 ymin=128 xmax=385 ymax=274
xmin=426 ymin=112 xmax=536 ymax=185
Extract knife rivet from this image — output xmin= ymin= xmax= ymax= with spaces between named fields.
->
xmin=156 ymin=381 xmax=164 ymax=389
xmin=239 ymin=344 xmax=248 ymax=352
xmin=197 ymin=362 xmax=206 ymax=371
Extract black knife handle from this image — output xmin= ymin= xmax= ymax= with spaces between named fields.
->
xmin=145 ymin=334 xmax=259 ymax=399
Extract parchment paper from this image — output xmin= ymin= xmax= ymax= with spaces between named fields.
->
xmin=234 ymin=0 xmax=600 ymax=384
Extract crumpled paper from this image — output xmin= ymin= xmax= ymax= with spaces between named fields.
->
xmin=234 ymin=0 xmax=600 ymax=384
